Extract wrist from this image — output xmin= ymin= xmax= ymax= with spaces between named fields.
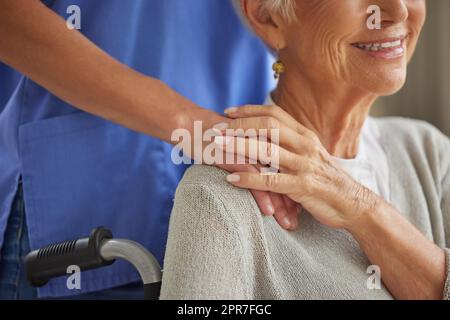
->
xmin=170 ymin=102 xmax=228 ymax=162
xmin=343 ymin=189 xmax=385 ymax=236
xmin=176 ymin=104 xmax=226 ymax=134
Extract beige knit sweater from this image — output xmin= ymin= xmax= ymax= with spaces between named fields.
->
xmin=160 ymin=118 xmax=450 ymax=300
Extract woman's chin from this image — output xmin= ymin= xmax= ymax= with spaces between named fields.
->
xmin=358 ymin=74 xmax=407 ymax=96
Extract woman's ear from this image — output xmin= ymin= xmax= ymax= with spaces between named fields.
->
xmin=240 ymin=0 xmax=288 ymax=50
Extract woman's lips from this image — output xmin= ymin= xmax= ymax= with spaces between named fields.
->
xmin=351 ymin=38 xmax=406 ymax=60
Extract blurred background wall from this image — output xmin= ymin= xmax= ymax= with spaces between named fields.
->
xmin=372 ymin=0 xmax=450 ymax=136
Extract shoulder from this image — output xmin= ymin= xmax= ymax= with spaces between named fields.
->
xmin=373 ymin=117 xmax=450 ymax=181
xmin=180 ymin=165 xmax=234 ymax=189
xmin=374 ymin=117 xmax=449 ymax=144
xmin=179 ymin=165 xmax=253 ymax=202
xmin=173 ymin=165 xmax=261 ymax=226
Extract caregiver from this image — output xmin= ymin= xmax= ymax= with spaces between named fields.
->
xmin=0 ymin=0 xmax=297 ymax=299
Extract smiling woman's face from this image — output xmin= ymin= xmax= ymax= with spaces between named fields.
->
xmin=279 ymin=0 xmax=426 ymax=96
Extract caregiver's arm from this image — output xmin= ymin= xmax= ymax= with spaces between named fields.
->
xmin=0 ymin=0 xmax=299 ymax=226
xmin=0 ymin=0 xmax=214 ymax=142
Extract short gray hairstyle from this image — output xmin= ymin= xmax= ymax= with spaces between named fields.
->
xmin=232 ymin=0 xmax=297 ymax=24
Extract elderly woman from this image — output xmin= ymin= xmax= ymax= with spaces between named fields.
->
xmin=160 ymin=0 xmax=450 ymax=300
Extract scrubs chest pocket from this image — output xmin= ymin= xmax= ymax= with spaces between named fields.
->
xmin=18 ymin=111 xmax=109 ymax=246
xmin=17 ymin=111 xmax=169 ymax=251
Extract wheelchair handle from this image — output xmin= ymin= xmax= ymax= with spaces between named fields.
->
xmin=25 ymin=227 xmax=162 ymax=300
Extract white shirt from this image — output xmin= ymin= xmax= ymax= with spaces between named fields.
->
xmin=332 ymin=118 xmax=390 ymax=201
xmin=265 ymin=95 xmax=390 ymax=201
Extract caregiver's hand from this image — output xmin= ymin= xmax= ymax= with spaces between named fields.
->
xmin=191 ymin=118 xmax=299 ymax=230
xmin=218 ymin=105 xmax=379 ymax=230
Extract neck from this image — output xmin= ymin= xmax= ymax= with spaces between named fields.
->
xmin=272 ymin=73 xmax=377 ymax=159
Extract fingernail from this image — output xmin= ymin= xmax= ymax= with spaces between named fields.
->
xmin=226 ymin=174 xmax=241 ymax=183
xmin=282 ymin=217 xmax=292 ymax=230
xmin=214 ymin=136 xmax=232 ymax=145
xmin=224 ymin=107 xmax=239 ymax=114
xmin=266 ymin=204 xmax=275 ymax=216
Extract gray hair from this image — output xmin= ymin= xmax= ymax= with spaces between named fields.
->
xmin=232 ymin=0 xmax=297 ymax=24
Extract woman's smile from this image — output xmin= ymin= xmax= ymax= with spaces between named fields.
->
xmin=351 ymin=36 xmax=407 ymax=60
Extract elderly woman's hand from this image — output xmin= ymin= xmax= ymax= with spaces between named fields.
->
xmin=216 ymin=105 xmax=380 ymax=230
xmin=217 ymin=105 xmax=448 ymax=300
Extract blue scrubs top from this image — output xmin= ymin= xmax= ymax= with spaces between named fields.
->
xmin=0 ymin=0 xmax=274 ymax=297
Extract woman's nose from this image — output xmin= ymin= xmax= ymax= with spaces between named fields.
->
xmin=378 ymin=0 xmax=409 ymax=26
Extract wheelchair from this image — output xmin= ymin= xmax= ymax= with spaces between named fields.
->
xmin=24 ymin=227 xmax=162 ymax=300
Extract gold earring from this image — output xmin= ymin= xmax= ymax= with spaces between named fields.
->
xmin=272 ymin=51 xmax=285 ymax=79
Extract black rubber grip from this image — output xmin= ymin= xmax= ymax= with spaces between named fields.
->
xmin=144 ymin=282 xmax=162 ymax=300
xmin=25 ymin=227 xmax=115 ymax=287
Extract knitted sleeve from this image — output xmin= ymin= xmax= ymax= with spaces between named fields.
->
xmin=159 ymin=182 xmax=249 ymax=300
xmin=441 ymin=162 xmax=450 ymax=300
xmin=439 ymin=132 xmax=450 ymax=300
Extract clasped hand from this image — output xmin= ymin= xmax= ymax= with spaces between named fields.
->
xmin=216 ymin=105 xmax=380 ymax=230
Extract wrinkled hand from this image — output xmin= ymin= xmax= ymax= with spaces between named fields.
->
xmin=198 ymin=115 xmax=299 ymax=230
xmin=216 ymin=105 xmax=380 ymax=230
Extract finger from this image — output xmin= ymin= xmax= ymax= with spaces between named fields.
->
xmin=225 ymin=105 xmax=318 ymax=140
xmin=270 ymin=192 xmax=295 ymax=230
xmin=226 ymin=117 xmax=308 ymax=154
xmin=214 ymin=150 xmax=249 ymax=167
xmin=250 ymin=189 xmax=276 ymax=217
xmin=215 ymin=136 xmax=302 ymax=172
xmin=283 ymin=195 xmax=300 ymax=229
xmin=226 ymin=172 xmax=304 ymax=196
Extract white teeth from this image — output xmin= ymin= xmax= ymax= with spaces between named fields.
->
xmin=354 ymin=39 xmax=403 ymax=52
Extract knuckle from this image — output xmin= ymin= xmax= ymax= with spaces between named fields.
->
xmin=303 ymin=141 xmax=316 ymax=155
xmin=312 ymin=143 xmax=322 ymax=155
xmin=286 ymin=152 xmax=299 ymax=170
xmin=264 ymin=174 xmax=280 ymax=189
xmin=309 ymin=132 xmax=321 ymax=143
xmin=304 ymin=141 xmax=322 ymax=156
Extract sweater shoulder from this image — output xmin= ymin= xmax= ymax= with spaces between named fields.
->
xmin=374 ymin=117 xmax=450 ymax=159
xmin=180 ymin=165 xmax=248 ymax=198
xmin=175 ymin=165 xmax=262 ymax=223
xmin=374 ymin=117 xmax=450 ymax=181
xmin=180 ymin=165 xmax=233 ymax=189
xmin=374 ymin=117 xmax=449 ymax=146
